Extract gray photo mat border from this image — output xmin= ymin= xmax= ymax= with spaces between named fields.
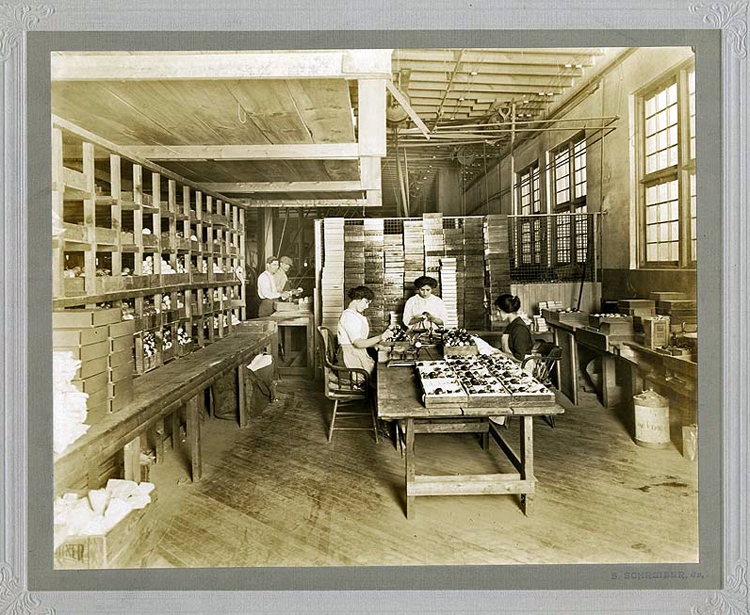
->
xmin=0 ymin=3 xmax=745 ymax=613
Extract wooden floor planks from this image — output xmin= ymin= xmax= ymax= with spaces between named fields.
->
xmin=142 ymin=378 xmax=699 ymax=567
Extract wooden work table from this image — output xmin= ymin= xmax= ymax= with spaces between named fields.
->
xmin=377 ymin=365 xmax=564 ymax=519
xmin=547 ymin=320 xmax=698 ymax=449
xmin=251 ymin=310 xmax=314 ymax=376
xmin=54 ymin=323 xmax=278 ymax=495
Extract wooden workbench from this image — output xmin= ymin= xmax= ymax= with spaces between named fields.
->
xmin=617 ymin=341 xmax=698 ymax=444
xmin=54 ymin=323 xmax=278 ymax=496
xmin=377 ymin=365 xmax=564 ymax=519
xmin=252 ymin=311 xmax=315 ymax=376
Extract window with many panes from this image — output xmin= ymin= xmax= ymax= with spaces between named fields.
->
xmin=638 ymin=63 xmax=696 ymax=267
xmin=515 ymin=163 xmax=544 ymax=265
xmin=552 ymin=135 xmax=588 ymax=264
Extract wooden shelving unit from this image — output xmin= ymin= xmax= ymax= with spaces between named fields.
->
xmin=52 ymin=120 xmax=247 ymax=376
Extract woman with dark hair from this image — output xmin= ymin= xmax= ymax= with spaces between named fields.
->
xmin=402 ymin=275 xmax=448 ymax=331
xmin=337 ymin=286 xmax=393 ymax=376
xmin=494 ymin=293 xmax=534 ymax=362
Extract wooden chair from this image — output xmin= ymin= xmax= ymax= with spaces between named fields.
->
xmin=316 ymin=326 xmax=378 ymax=443
xmin=521 ymin=343 xmax=563 ymax=428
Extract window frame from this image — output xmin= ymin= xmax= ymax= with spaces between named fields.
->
xmin=550 ymin=134 xmax=588 ymax=265
xmin=514 ymin=161 xmax=545 ymax=266
xmin=551 ymin=133 xmax=587 ymax=213
xmin=636 ymin=61 xmax=696 ymax=269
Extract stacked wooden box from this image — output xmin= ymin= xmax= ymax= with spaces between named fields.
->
xmin=364 ymin=219 xmax=386 ymax=331
xmin=422 ymin=213 xmax=444 ymax=292
xmin=403 ymin=219 xmax=425 ymax=300
xmin=343 ymin=222 xmax=365 ymax=299
xmin=463 ymin=218 xmax=486 ymax=330
xmin=321 ymin=218 xmax=345 ymax=332
xmin=484 ymin=215 xmax=511 ymax=329
xmin=383 ymin=233 xmax=405 ymax=323
xmin=439 ymin=257 xmax=459 ymax=329
xmin=53 ymin=308 xmax=134 ymax=417
xmin=651 ymin=292 xmax=697 ymax=330
xmin=443 ymin=221 xmax=465 ymax=327
xmin=108 ymin=319 xmax=135 ymax=412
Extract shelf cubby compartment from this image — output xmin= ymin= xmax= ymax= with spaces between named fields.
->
xmin=134 ymin=329 xmax=161 ymax=376
xmin=161 ymin=324 xmax=177 ymax=363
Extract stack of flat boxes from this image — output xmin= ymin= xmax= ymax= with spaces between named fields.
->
xmin=343 ymin=222 xmax=365 ymax=300
xmin=53 ymin=308 xmax=134 ymax=419
xmin=484 ymin=215 xmax=511 ymax=330
xmin=439 ymin=257 xmax=459 ymax=329
xmin=422 ymin=213 xmax=444 ymax=294
xmin=443 ymin=222 xmax=465 ymax=328
xmin=403 ymin=219 xmax=425 ymax=306
xmin=383 ymin=233 xmax=405 ymax=324
xmin=618 ymin=299 xmax=657 ymax=337
xmin=463 ymin=218 xmax=486 ymax=330
xmin=363 ymin=219 xmax=386 ymax=331
xmin=651 ymin=292 xmax=697 ymax=332
xmin=108 ymin=318 xmax=135 ymax=412
xmin=321 ymin=218 xmax=345 ymax=332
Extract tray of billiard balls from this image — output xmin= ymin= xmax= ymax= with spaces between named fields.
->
xmin=441 ymin=328 xmax=478 ymax=357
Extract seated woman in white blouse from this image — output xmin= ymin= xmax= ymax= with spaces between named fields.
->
xmin=402 ymin=276 xmax=448 ymax=331
xmin=337 ymin=286 xmax=393 ymax=377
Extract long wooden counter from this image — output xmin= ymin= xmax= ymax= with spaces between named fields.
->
xmin=54 ymin=323 xmax=278 ymax=495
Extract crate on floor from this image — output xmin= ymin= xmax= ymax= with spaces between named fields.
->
xmin=54 ymin=491 xmax=159 ymax=570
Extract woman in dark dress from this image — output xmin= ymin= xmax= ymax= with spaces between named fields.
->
xmin=494 ymin=293 xmax=534 ymax=362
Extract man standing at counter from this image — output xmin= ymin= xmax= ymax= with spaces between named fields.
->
xmin=257 ymin=256 xmax=290 ymax=317
xmin=274 ymin=255 xmax=293 ymax=293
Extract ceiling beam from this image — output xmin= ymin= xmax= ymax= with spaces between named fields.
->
xmin=358 ymin=79 xmax=387 ymax=157
xmin=405 ymin=69 xmax=576 ymax=86
xmin=203 ymin=181 xmax=365 ymax=193
xmin=409 ymin=82 xmax=563 ymax=95
xmin=385 ymin=80 xmax=430 ymax=139
xmin=240 ymin=198 xmax=377 ymax=208
xmin=119 ymin=143 xmax=360 ymax=160
xmin=51 ymin=50 xmax=392 ymax=81
xmin=392 ymin=49 xmax=599 ymax=65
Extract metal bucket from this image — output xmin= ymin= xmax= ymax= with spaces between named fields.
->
xmin=633 ymin=390 xmax=670 ymax=449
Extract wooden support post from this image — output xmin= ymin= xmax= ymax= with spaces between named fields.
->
xmin=602 ymin=354 xmax=617 ymax=408
xmin=51 ymin=127 xmax=65 ymax=298
xmin=82 ymin=142 xmax=97 ymax=295
xmin=405 ymin=418 xmax=415 ymax=519
xmin=123 ymin=436 xmax=141 ymax=483
xmin=239 ymin=209 xmax=246 ymax=321
xmin=186 ymin=395 xmax=202 ymax=482
xmin=238 ymin=362 xmax=248 ymax=428
xmin=172 ymin=408 xmax=181 ymax=449
xmin=110 ymin=154 xmax=123 ymax=276
xmin=153 ymin=418 xmax=165 ymax=464
xmin=520 ymin=415 xmax=534 ymax=516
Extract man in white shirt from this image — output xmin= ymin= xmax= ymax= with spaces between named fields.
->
xmin=257 ymin=256 xmax=289 ymax=317
xmin=403 ymin=276 xmax=448 ymax=331
xmin=274 ymin=255 xmax=293 ymax=293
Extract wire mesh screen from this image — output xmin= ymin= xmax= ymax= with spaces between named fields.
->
xmin=508 ymin=213 xmax=600 ymax=284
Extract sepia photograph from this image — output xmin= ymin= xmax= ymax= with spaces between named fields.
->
xmin=49 ymin=45 xmax=702 ymax=570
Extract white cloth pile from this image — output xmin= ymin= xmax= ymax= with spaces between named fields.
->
xmin=54 ymin=479 xmax=155 ymax=549
xmin=248 ymin=353 xmax=273 ymax=371
xmin=53 ymin=351 xmax=89 ymax=455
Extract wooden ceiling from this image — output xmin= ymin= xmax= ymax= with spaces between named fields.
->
xmin=381 ymin=48 xmax=610 ymax=214
xmin=51 ymin=48 xmax=612 ymax=215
